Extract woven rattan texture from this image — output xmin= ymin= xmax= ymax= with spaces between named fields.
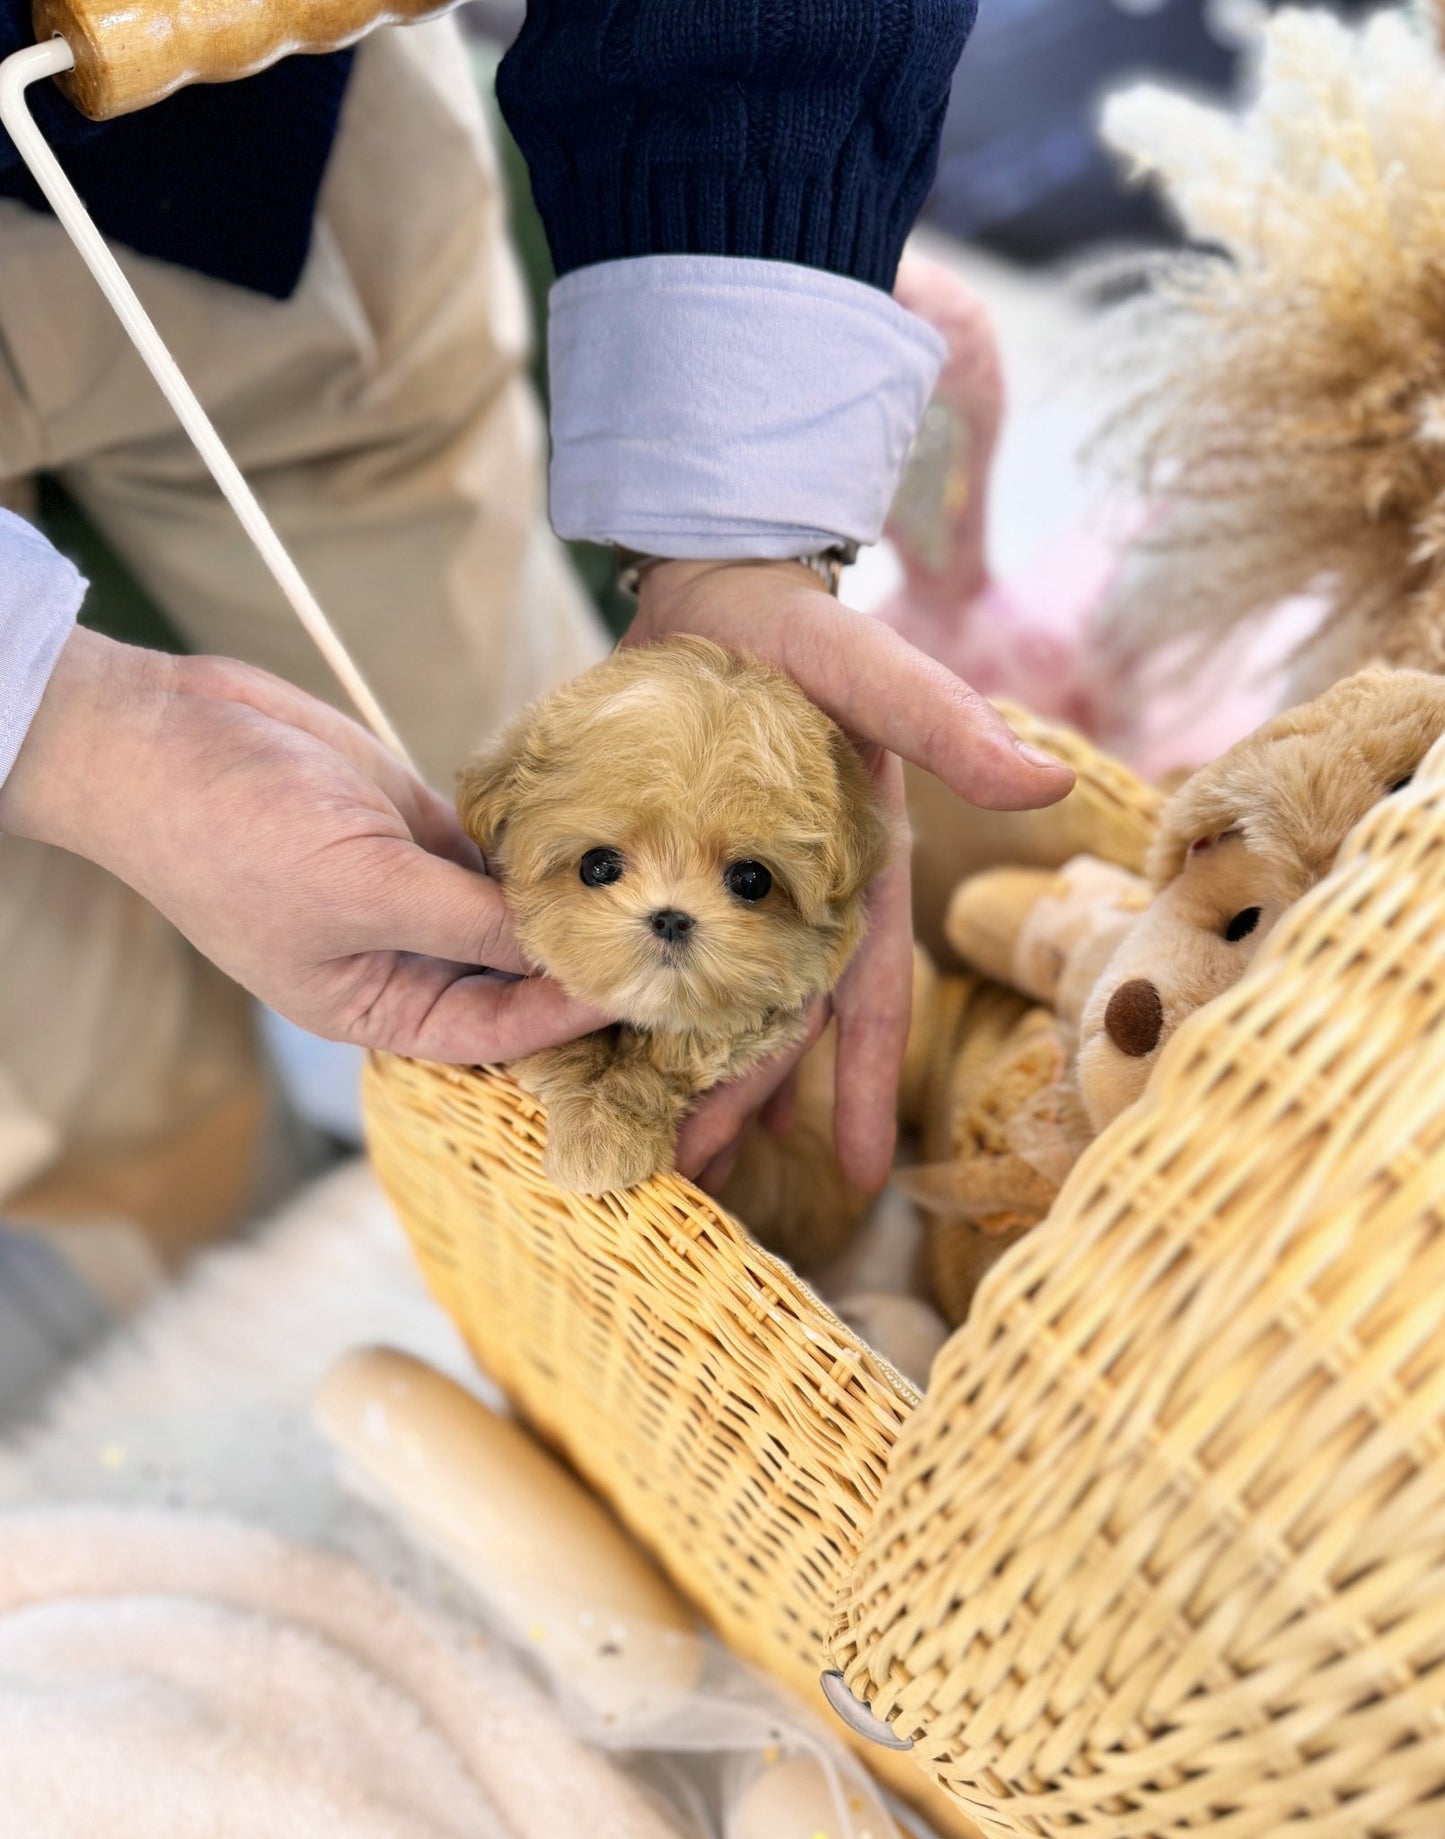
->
xmin=364 ymin=1046 xmax=918 ymax=1660
xmin=834 ymin=740 xmax=1445 ymax=1836
xmin=364 ymin=1049 xmax=988 ymax=1829
xmin=992 ymin=699 xmax=1164 ymax=876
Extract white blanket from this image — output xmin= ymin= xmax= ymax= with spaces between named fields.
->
xmin=0 ymin=1161 xmax=905 ymax=1839
xmin=0 ymin=1506 xmax=681 ymax=1839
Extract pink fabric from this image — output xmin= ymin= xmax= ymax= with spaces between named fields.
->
xmin=878 ymin=255 xmax=1302 ymax=778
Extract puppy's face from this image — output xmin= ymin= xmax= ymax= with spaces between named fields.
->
xmin=458 ymin=639 xmax=884 ymax=1034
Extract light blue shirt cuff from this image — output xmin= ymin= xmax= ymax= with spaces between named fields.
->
xmin=0 ymin=509 xmax=86 ymax=795
xmin=547 ymin=255 xmax=946 ymax=559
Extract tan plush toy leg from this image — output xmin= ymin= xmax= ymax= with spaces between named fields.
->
xmin=914 ymin=1009 xmax=1091 ymax=1326
xmin=906 ymin=719 xmax=1162 ymax=965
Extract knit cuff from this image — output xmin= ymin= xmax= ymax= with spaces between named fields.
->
xmin=0 ymin=511 xmax=86 ymax=794
xmin=497 ymin=0 xmax=977 ymax=294
xmin=547 ymin=255 xmax=945 ymax=558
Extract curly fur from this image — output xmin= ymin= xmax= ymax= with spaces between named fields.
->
xmin=457 ymin=638 xmax=884 ymax=1196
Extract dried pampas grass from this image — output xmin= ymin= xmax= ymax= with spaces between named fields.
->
xmin=1095 ymin=5 xmax=1445 ymax=681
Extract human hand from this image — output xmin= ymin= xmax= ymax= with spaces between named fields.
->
xmin=0 ymin=629 xmax=608 ymax=1062
xmin=631 ymin=560 xmax=1075 ymax=1193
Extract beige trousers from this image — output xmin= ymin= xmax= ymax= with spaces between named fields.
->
xmin=0 ymin=18 xmax=607 ymax=1258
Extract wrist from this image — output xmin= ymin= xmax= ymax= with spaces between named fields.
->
xmin=638 ymin=557 xmax=837 ymax=609
xmin=620 ymin=545 xmax=854 ymax=599
xmin=0 ymin=626 xmax=175 ymax=855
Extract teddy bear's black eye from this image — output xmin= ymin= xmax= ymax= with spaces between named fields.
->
xmin=1390 ymin=774 xmax=1414 ymax=794
xmin=579 ymin=847 xmax=624 ymax=887
xmin=1224 ymin=906 xmax=1262 ymax=943
xmin=724 ymin=860 xmax=772 ymax=903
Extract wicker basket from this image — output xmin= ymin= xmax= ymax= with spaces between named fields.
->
xmin=365 ymin=706 xmax=1445 ymax=1837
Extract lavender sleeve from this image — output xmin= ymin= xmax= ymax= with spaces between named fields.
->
xmin=0 ymin=509 xmax=86 ymax=794
xmin=546 ymin=256 xmax=946 ymax=557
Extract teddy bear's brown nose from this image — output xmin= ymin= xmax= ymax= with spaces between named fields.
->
xmin=1104 ymin=979 xmax=1165 ymax=1057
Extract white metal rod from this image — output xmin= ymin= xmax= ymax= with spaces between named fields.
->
xmin=0 ymin=38 xmax=415 ymax=768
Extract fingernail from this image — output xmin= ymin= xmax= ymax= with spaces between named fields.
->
xmin=1016 ymin=741 xmax=1070 ymax=772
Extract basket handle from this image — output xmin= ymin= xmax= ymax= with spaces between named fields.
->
xmin=32 ymin=0 xmax=455 ymax=120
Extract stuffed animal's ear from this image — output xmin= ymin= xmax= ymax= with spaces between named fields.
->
xmin=1149 ymin=768 xmax=1249 ymax=886
xmin=455 ymin=742 xmax=521 ymax=859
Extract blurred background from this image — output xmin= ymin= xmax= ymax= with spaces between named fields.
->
xmin=469 ymin=0 xmax=1367 ymax=259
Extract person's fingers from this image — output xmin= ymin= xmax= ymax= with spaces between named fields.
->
xmin=405 ymin=793 xmax=488 ymax=873
xmin=760 ymin=1063 xmax=802 ymax=1138
xmin=832 ymin=754 xmax=914 ymax=1191
xmin=358 ymin=956 xmax=607 ymax=1064
xmin=674 ymin=1000 xmax=828 ymax=1178
xmin=334 ymin=840 xmax=532 ymax=974
xmin=786 ymin=609 xmax=1073 ymax=810
xmin=187 ymin=653 xmax=480 ymax=864
xmin=634 ymin=583 xmax=1074 ymax=810
xmin=696 ymin=1142 xmax=742 ymax=1198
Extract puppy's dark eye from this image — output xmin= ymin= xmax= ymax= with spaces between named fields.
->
xmin=1390 ymin=774 xmax=1414 ymax=794
xmin=724 ymin=860 xmax=772 ymax=903
xmin=579 ymin=847 xmax=624 ymax=887
xmin=1224 ymin=906 xmax=1262 ymax=943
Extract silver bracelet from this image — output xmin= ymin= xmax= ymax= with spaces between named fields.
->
xmin=613 ymin=544 xmax=858 ymax=599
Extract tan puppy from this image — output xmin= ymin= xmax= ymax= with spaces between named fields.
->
xmin=457 ymin=637 xmax=885 ymax=1195
xmin=1077 ymin=669 xmax=1445 ymax=1130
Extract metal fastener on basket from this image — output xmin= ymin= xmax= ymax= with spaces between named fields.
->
xmin=819 ymin=1670 xmax=914 ymax=1751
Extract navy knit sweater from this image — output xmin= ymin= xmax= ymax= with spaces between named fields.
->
xmin=0 ymin=3 xmax=352 ymax=299
xmin=0 ymin=1 xmax=975 ymax=299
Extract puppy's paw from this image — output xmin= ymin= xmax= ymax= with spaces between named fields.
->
xmin=511 ymin=1044 xmax=592 ymax=1103
xmin=511 ymin=1057 xmax=547 ymax=1101
xmin=543 ymin=1104 xmax=673 ymax=1196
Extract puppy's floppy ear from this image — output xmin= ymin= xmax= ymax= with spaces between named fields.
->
xmin=817 ymin=729 xmax=889 ymax=915
xmin=456 ymin=739 xmax=521 ymax=859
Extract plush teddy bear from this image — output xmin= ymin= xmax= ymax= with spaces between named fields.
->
xmin=918 ymin=667 xmax=1445 ymax=1321
xmin=909 ymin=1008 xmax=1077 ymax=1326
xmin=1077 ymin=667 xmax=1445 ymax=1131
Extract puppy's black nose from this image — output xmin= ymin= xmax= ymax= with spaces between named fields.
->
xmin=1104 ymin=978 xmax=1165 ymax=1057
xmin=649 ymin=908 xmax=694 ymax=944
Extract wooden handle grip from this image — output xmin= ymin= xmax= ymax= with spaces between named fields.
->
xmin=32 ymin=0 xmax=455 ymax=120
